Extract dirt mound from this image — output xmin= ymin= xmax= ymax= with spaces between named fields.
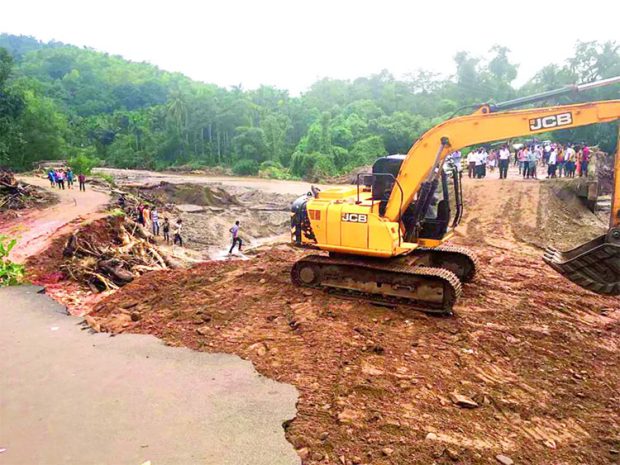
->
xmin=88 ymin=240 xmax=619 ymax=465
xmin=85 ymin=171 xmax=620 ymax=465
xmin=518 ymin=181 xmax=607 ymax=251
xmin=134 ymin=182 xmax=241 ymax=208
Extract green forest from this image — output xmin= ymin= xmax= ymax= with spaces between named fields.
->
xmin=0 ymin=34 xmax=618 ymax=179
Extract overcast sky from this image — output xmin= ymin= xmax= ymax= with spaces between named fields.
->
xmin=1 ymin=0 xmax=618 ymax=94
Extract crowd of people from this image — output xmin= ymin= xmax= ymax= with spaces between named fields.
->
xmin=450 ymin=142 xmax=592 ymax=181
xmin=47 ymin=168 xmax=87 ymax=191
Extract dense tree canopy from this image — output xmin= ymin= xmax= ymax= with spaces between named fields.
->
xmin=0 ymin=34 xmax=618 ymax=177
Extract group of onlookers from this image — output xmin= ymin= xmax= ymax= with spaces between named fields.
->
xmin=450 ymin=142 xmax=591 ymax=181
xmin=47 ymin=168 xmax=86 ymax=191
xmin=516 ymin=143 xmax=589 ymax=179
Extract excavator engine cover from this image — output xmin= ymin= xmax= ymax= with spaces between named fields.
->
xmin=544 ymin=227 xmax=620 ymax=295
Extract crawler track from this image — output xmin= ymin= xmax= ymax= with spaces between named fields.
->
xmin=291 ymin=254 xmax=461 ymax=315
xmin=409 ymin=244 xmax=479 ymax=282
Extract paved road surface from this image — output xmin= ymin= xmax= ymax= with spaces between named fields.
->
xmin=0 ymin=286 xmax=299 ymax=465
xmin=2 ymin=176 xmax=109 ymax=262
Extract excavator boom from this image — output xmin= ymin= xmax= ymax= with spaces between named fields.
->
xmin=384 ymin=100 xmax=620 ymax=221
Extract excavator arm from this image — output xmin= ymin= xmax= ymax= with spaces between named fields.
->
xmin=385 ymin=100 xmax=620 ymax=221
xmin=382 ymin=78 xmax=620 ymax=295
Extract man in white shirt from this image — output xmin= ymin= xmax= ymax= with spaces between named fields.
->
xmin=547 ymin=147 xmax=557 ymax=178
xmin=479 ymin=149 xmax=488 ymax=178
xmin=467 ymin=150 xmax=476 ymax=178
xmin=474 ymin=150 xmax=484 ymax=179
xmin=498 ymin=145 xmax=511 ymax=179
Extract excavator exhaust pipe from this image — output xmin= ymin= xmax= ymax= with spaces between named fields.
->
xmin=544 ymin=228 xmax=620 ymax=295
xmin=544 ymin=126 xmax=620 ymax=296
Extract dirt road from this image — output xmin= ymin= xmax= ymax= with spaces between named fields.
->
xmin=89 ymin=173 xmax=619 ymax=465
xmin=1 ymin=176 xmax=109 ymax=263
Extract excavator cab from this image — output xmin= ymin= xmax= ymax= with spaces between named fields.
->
xmin=543 ymin=132 xmax=620 ymax=295
xmin=370 ymin=154 xmax=463 ymax=242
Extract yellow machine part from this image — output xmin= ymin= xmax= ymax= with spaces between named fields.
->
xmin=302 ymin=189 xmax=417 ymax=257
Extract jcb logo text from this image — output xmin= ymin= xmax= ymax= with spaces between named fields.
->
xmin=342 ymin=213 xmax=368 ymax=223
xmin=529 ymin=112 xmax=573 ymax=131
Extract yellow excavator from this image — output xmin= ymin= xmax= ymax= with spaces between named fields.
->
xmin=290 ymin=76 xmax=620 ymax=314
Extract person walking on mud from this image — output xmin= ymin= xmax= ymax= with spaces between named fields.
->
xmin=137 ymin=204 xmax=145 ymax=226
xmin=162 ymin=217 xmax=170 ymax=244
xmin=173 ymin=219 xmax=184 ymax=246
xmin=228 ymin=220 xmax=242 ymax=254
xmin=151 ymin=207 xmax=160 ymax=236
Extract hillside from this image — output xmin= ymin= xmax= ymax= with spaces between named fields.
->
xmin=0 ymin=34 xmax=618 ymax=176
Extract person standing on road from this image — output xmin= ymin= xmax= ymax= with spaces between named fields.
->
xmin=498 ymin=145 xmax=510 ymax=179
xmin=480 ymin=148 xmax=488 ymax=178
xmin=580 ymin=145 xmax=590 ymax=177
xmin=162 ymin=217 xmax=170 ymax=244
xmin=57 ymin=170 xmax=66 ymax=190
xmin=556 ymin=145 xmax=565 ymax=177
xmin=78 ymin=173 xmax=86 ymax=191
xmin=565 ymin=145 xmax=576 ymax=178
xmin=47 ymin=169 xmax=56 ymax=187
xmin=173 ymin=219 xmax=184 ymax=246
xmin=547 ymin=146 xmax=557 ymax=178
xmin=474 ymin=150 xmax=484 ymax=179
xmin=228 ymin=220 xmax=242 ymax=254
xmin=467 ymin=150 xmax=476 ymax=178
xmin=66 ymin=168 xmax=74 ymax=189
xmin=528 ymin=146 xmax=538 ymax=179
xmin=151 ymin=207 xmax=160 ymax=236
xmin=518 ymin=148 xmax=526 ymax=175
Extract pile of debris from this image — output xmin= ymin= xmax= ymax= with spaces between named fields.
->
xmin=61 ymin=216 xmax=171 ymax=292
xmin=0 ymin=169 xmax=52 ymax=211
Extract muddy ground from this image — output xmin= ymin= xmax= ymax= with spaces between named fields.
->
xmin=83 ymin=175 xmax=619 ymax=465
xmin=127 ymin=181 xmax=292 ymax=257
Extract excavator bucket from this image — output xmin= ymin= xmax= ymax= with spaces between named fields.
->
xmin=544 ymin=229 xmax=620 ymax=295
xmin=545 ymin=128 xmax=620 ymax=295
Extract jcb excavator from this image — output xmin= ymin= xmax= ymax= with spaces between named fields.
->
xmin=290 ymin=76 xmax=620 ymax=314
